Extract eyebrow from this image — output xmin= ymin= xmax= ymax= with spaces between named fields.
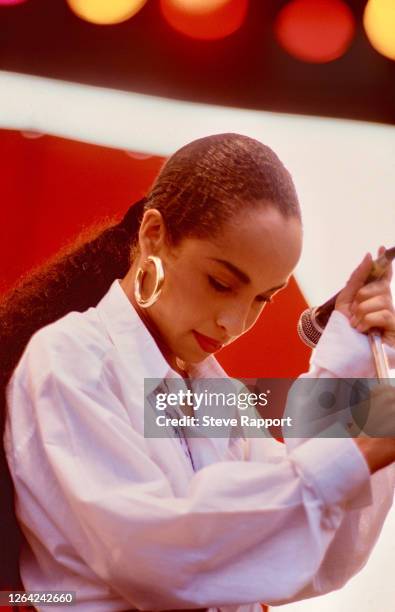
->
xmin=208 ymin=258 xmax=288 ymax=294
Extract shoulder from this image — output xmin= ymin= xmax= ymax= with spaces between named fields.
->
xmin=12 ymin=306 xmax=113 ymax=391
xmin=6 ymin=305 xmax=131 ymax=440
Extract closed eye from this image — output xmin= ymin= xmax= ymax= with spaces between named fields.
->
xmin=208 ymin=276 xmax=232 ymax=293
xmin=209 ymin=275 xmax=273 ymax=303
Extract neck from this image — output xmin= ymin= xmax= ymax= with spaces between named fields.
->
xmin=120 ymin=271 xmax=189 ymax=378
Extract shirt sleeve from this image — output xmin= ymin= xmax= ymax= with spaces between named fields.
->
xmin=311 ymin=310 xmax=395 ymax=378
xmin=3 ymin=326 xmax=390 ymax=610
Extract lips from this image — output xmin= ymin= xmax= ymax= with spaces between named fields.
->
xmin=193 ymin=331 xmax=224 ymax=353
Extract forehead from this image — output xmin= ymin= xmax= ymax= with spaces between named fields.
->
xmin=178 ymin=206 xmax=303 ymax=289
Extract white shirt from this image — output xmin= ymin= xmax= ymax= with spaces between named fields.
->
xmin=4 ymin=280 xmax=395 ymax=612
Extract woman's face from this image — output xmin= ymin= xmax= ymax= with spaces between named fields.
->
xmin=129 ymin=205 xmax=303 ymax=367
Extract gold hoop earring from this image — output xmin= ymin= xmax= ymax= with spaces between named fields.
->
xmin=134 ymin=255 xmax=165 ymax=308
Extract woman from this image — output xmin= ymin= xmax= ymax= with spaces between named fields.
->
xmin=2 ymin=133 xmax=395 ymax=611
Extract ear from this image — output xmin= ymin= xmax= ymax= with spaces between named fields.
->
xmin=138 ymin=209 xmax=168 ymax=258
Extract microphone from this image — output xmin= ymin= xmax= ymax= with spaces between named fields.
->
xmin=297 ymin=246 xmax=395 ymax=349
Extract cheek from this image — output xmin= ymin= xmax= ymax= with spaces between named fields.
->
xmin=161 ymin=267 xmax=208 ymax=320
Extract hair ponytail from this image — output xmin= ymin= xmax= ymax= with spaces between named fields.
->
xmin=0 ymin=197 xmax=145 ymax=395
xmin=0 ymin=197 xmax=145 ymax=587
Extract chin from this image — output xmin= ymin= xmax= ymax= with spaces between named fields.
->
xmin=174 ymin=340 xmax=208 ymax=365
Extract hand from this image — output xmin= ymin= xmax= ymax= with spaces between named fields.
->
xmin=355 ymin=436 xmax=395 ymax=473
xmin=335 ymin=247 xmax=395 ymax=348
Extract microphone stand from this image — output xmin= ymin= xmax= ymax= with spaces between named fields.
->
xmin=369 ymin=329 xmax=390 ymax=382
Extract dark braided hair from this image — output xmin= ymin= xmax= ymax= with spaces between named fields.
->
xmin=0 ymin=133 xmax=301 ymax=587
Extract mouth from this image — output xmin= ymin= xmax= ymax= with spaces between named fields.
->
xmin=192 ymin=330 xmax=224 ymax=353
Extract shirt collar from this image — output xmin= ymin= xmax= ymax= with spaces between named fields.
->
xmin=96 ymin=280 xmax=228 ymax=392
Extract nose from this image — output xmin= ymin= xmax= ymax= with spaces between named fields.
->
xmin=216 ymin=303 xmax=254 ymax=340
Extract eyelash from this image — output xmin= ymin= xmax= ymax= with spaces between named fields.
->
xmin=208 ymin=276 xmax=231 ymax=293
xmin=208 ymin=276 xmax=272 ymax=304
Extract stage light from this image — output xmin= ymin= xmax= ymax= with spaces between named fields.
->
xmin=0 ymin=0 xmax=28 ymax=5
xmin=363 ymin=0 xmax=395 ymax=61
xmin=160 ymin=0 xmax=248 ymax=40
xmin=275 ymin=0 xmax=355 ymax=63
xmin=165 ymin=0 xmax=228 ymax=9
xmin=66 ymin=0 xmax=147 ymax=25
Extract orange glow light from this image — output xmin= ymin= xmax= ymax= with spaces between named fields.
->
xmin=160 ymin=0 xmax=248 ymax=40
xmin=275 ymin=0 xmax=355 ymax=63
xmin=363 ymin=0 xmax=395 ymax=61
xmin=66 ymin=0 xmax=147 ymax=26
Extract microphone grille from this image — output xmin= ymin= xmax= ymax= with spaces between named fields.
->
xmin=297 ymin=308 xmax=323 ymax=349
